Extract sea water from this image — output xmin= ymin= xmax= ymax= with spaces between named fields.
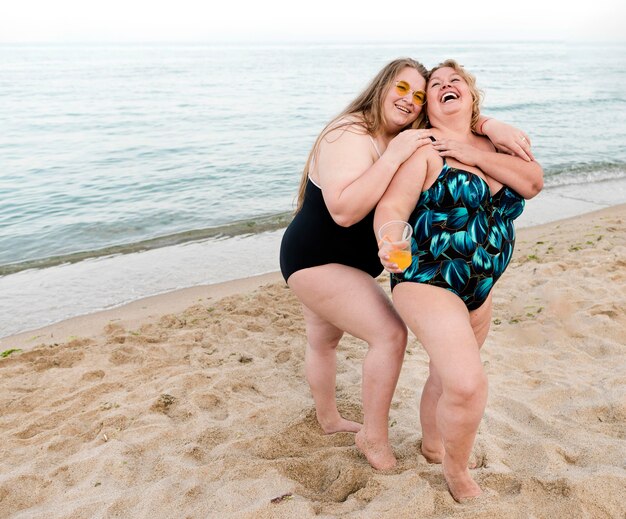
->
xmin=1 ymin=41 xmax=625 ymax=337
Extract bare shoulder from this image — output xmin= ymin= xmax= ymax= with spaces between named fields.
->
xmin=405 ymin=140 xmax=438 ymax=166
xmin=322 ymin=115 xmax=370 ymax=145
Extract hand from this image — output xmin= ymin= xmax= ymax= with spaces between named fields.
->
xmin=384 ymin=128 xmax=434 ymax=167
xmin=481 ymin=119 xmax=534 ymax=161
xmin=431 ymin=139 xmax=482 ymax=166
xmin=378 ymin=242 xmax=405 ymax=274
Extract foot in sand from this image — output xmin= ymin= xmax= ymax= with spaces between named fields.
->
xmin=443 ymin=458 xmax=482 ymax=502
xmin=421 ymin=442 xmax=478 ymax=469
xmin=355 ymin=430 xmax=397 ymax=471
xmin=420 ymin=440 xmax=445 ymax=464
xmin=317 ymin=415 xmax=362 ymax=435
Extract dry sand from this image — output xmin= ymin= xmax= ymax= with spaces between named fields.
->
xmin=1 ymin=204 xmax=625 ymax=518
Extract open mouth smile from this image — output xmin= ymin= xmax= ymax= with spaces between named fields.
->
xmin=440 ymin=92 xmax=459 ymax=103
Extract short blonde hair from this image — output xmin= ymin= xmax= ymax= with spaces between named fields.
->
xmin=429 ymin=59 xmax=483 ymax=132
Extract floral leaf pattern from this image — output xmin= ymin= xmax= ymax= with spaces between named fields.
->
xmin=442 ymin=258 xmax=471 ymax=290
xmin=471 ymin=245 xmax=493 ymax=274
xmin=450 ymin=230 xmax=477 ymax=256
xmin=391 ymin=163 xmax=525 ymax=310
xmin=430 ymin=231 xmax=451 ymax=259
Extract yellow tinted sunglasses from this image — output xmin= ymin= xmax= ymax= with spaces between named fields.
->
xmin=395 ymin=80 xmax=427 ymax=106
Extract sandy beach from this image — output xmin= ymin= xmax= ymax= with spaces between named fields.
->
xmin=1 ymin=204 xmax=625 ymax=518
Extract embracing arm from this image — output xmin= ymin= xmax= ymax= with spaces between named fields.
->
xmin=374 ymin=148 xmax=428 ymax=237
xmin=374 ymin=148 xmax=430 ymax=272
xmin=317 ymin=125 xmax=433 ymax=227
xmin=474 ymin=151 xmax=543 ymax=199
xmin=477 ymin=116 xmax=534 ymax=162
xmin=432 ymin=138 xmax=543 ymax=199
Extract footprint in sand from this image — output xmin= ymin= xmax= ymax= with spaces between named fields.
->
xmin=109 ymin=345 xmax=144 ymax=365
xmin=191 ymin=392 xmax=229 ymax=420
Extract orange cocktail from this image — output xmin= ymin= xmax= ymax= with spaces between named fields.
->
xmin=378 ymin=221 xmax=413 ymax=272
xmin=388 ymin=248 xmax=412 ymax=270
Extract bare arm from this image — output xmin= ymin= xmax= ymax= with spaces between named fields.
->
xmin=374 ymin=153 xmax=425 ymax=233
xmin=474 ymin=150 xmax=543 ymax=199
xmin=477 ymin=116 xmax=534 ymax=162
xmin=432 ymin=138 xmax=544 ymax=199
xmin=374 ymin=147 xmax=431 ymax=272
xmin=317 ymin=124 xmax=433 ymax=227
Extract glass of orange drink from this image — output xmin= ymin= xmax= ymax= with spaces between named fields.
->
xmin=378 ymin=221 xmax=413 ymax=271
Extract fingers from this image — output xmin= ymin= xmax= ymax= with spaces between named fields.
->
xmin=513 ymin=144 xmax=531 ymax=161
xmin=432 ymin=140 xmax=452 ymax=158
xmin=512 ymin=136 xmax=532 ymax=162
xmin=416 ymin=129 xmax=434 ymax=141
xmin=378 ymin=250 xmax=402 ymax=273
xmin=514 ymin=133 xmax=534 ymax=161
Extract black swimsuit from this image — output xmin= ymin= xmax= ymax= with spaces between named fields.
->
xmin=391 ymin=160 xmax=525 ymax=310
xmin=279 ymin=178 xmax=383 ymax=282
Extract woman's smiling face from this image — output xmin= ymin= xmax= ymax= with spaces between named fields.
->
xmin=383 ymin=66 xmax=426 ymax=130
xmin=427 ymin=66 xmax=472 ymax=118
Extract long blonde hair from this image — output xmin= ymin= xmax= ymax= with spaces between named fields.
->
xmin=428 ymin=59 xmax=483 ymax=132
xmin=295 ymin=58 xmax=428 ymax=212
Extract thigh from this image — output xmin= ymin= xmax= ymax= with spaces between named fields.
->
xmin=288 ymin=264 xmax=405 ymax=343
xmin=469 ymin=293 xmax=493 ymax=349
xmin=392 ymin=283 xmax=482 ymax=382
xmin=300 ymin=303 xmax=344 ymax=347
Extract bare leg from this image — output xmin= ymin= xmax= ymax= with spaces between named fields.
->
xmin=301 ymin=304 xmax=361 ymax=433
xmin=419 ymin=295 xmax=493 ymax=464
xmin=419 ymin=362 xmax=445 ymax=463
xmin=289 ymin=264 xmax=407 ymax=470
xmin=394 ymin=284 xmax=490 ymax=501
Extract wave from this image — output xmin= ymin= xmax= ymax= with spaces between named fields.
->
xmin=489 ymin=97 xmax=625 ymax=113
xmin=544 ymin=162 xmax=626 ymax=187
xmin=0 ymin=211 xmax=293 ymax=277
xmin=3 ymin=162 xmax=624 ymax=278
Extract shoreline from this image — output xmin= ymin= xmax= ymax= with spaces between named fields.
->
xmin=0 ymin=272 xmax=284 ymax=352
xmin=1 ymin=176 xmax=625 ymax=341
xmin=2 ymin=199 xmax=625 ymax=352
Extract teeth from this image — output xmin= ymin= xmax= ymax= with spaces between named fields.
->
xmin=395 ymin=104 xmax=410 ymax=114
xmin=441 ymin=92 xmax=458 ymax=103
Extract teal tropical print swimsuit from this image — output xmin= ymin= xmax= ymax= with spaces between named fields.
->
xmin=390 ymin=159 xmax=525 ymax=310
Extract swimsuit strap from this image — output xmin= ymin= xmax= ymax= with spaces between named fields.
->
xmin=428 ymin=135 xmax=446 ymax=165
xmin=368 ymin=135 xmax=382 ymax=158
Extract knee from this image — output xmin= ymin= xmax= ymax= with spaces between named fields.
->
xmin=425 ymin=373 xmax=443 ymax=395
xmin=306 ymin=329 xmax=342 ymax=351
xmin=445 ymin=370 xmax=488 ymax=405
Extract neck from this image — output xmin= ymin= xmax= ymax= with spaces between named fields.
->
xmin=377 ymin=127 xmax=397 ymax=146
xmin=429 ymin=113 xmax=473 ymax=140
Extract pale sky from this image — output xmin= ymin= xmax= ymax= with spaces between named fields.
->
xmin=1 ymin=0 xmax=624 ymax=43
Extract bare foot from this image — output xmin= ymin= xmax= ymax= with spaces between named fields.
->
xmin=420 ymin=441 xmax=477 ymax=468
xmin=317 ymin=415 xmax=362 ymax=435
xmin=442 ymin=458 xmax=482 ymax=502
xmin=355 ymin=430 xmax=397 ymax=471
xmin=420 ymin=441 xmax=445 ymax=464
